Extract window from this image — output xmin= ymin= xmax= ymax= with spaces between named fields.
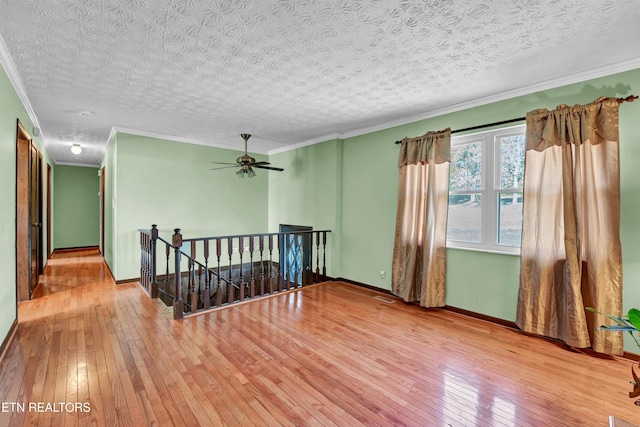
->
xmin=446 ymin=125 xmax=525 ymax=254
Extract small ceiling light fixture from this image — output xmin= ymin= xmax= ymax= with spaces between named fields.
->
xmin=70 ymin=143 xmax=82 ymax=155
xmin=77 ymin=110 xmax=93 ymax=117
xmin=236 ymin=164 xmax=256 ymax=178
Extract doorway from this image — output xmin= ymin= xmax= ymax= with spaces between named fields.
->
xmin=46 ymin=163 xmax=51 ymax=261
xmin=100 ymin=166 xmax=105 ymax=256
xmin=16 ymin=120 xmax=43 ymax=300
xmin=279 ymin=224 xmax=312 ymax=286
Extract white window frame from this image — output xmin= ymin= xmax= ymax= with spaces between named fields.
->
xmin=446 ymin=124 xmax=525 ymax=255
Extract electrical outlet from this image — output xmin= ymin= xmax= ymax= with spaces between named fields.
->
xmin=380 ymin=270 xmax=385 ymax=279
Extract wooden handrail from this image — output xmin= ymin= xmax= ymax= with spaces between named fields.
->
xmin=138 ymin=229 xmax=332 ymax=245
xmin=138 ymin=226 xmax=332 ymax=319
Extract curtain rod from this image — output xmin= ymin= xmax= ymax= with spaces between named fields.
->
xmin=394 ymin=95 xmax=638 ymax=145
xmin=394 ymin=117 xmax=525 ymax=144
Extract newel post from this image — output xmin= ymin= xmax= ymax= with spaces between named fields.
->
xmin=172 ymin=228 xmax=184 ymax=320
xmin=150 ymin=224 xmax=159 ymax=298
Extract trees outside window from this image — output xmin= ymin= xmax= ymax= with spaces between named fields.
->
xmin=447 ymin=125 xmax=525 ymax=254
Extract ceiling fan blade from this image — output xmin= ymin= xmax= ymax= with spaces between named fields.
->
xmin=253 ymin=165 xmax=284 ymax=171
xmin=211 ymin=161 xmax=238 ymax=165
xmin=210 ymin=135 xmax=282 ymax=174
xmin=210 ymin=165 xmax=241 ymax=171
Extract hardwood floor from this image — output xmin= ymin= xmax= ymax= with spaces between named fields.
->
xmin=1 ymin=249 xmax=639 ymax=426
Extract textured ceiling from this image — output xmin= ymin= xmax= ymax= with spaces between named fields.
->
xmin=1 ymin=0 xmax=639 ymax=166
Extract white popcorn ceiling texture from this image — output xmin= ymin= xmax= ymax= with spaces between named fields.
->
xmin=0 ymin=0 xmax=639 ymax=165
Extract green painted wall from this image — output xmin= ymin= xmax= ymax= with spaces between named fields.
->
xmin=0 ymin=62 xmax=19 ymax=347
xmin=269 ymin=68 xmax=640 ymax=353
xmin=0 ymin=62 xmax=52 ymax=345
xmin=445 ymin=250 xmax=520 ymax=320
xmin=268 ymin=139 xmax=342 ymax=277
xmin=53 ymin=165 xmax=99 ymax=249
xmin=112 ymin=133 xmax=269 ymax=281
xmin=340 ymin=127 xmax=403 ymax=289
xmin=101 ymin=135 xmax=117 ymax=274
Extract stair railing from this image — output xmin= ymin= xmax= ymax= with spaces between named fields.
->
xmin=139 ymin=225 xmax=331 ymax=319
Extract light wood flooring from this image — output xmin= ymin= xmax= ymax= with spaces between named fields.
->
xmin=1 ymin=248 xmax=639 ymax=426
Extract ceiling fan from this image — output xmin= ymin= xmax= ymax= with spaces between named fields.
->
xmin=210 ymin=133 xmax=284 ymax=178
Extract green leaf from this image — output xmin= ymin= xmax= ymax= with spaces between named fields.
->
xmin=597 ymin=325 xmax=638 ymax=332
xmin=628 ymin=308 xmax=640 ymax=330
xmin=586 ymin=307 xmax=627 ymax=326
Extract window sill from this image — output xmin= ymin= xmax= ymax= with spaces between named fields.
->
xmin=446 ymin=245 xmax=521 ymax=257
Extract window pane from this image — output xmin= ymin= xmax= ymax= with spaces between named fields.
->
xmin=499 ymin=135 xmax=525 ymax=190
xmin=447 ymin=194 xmax=481 ymax=243
xmin=450 ymin=142 xmax=482 ymax=191
xmin=498 ymin=193 xmax=523 ymax=247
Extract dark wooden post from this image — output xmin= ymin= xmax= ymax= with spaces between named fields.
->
xmin=165 ymin=243 xmax=171 ymax=291
xmin=140 ymin=231 xmax=146 ymax=291
xmin=248 ymin=236 xmax=255 ymax=298
xmin=315 ymin=231 xmax=320 ymax=283
xmin=322 ymin=231 xmax=327 ymax=278
xmin=140 ymin=231 xmax=146 ymax=292
xmin=227 ymin=238 xmax=234 ymax=304
xmin=279 ymin=233 xmax=285 ymax=291
xmin=238 ymin=236 xmax=245 ymax=301
xmin=150 ymin=224 xmax=158 ymax=298
xmin=203 ymin=240 xmax=210 ymax=310
xmin=304 ymin=232 xmax=311 ymax=286
xmin=172 ymin=228 xmax=184 ymax=320
xmin=268 ymin=235 xmax=274 ymax=294
xmin=259 ymin=235 xmax=265 ymax=296
xmin=216 ymin=238 xmax=223 ymax=307
xmin=190 ymin=240 xmax=197 ymax=313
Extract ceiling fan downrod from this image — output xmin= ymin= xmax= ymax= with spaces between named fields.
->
xmin=240 ymin=133 xmax=251 ymax=151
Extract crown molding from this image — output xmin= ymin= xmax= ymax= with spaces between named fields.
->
xmin=268 ymin=133 xmax=342 ymax=155
xmin=0 ymin=32 xmax=48 ymax=149
xmin=115 ymin=126 xmax=249 ymax=153
xmin=99 ymin=126 xmax=118 ymax=160
xmin=273 ymin=59 xmax=640 ymax=154
xmin=55 ymin=161 xmax=101 ymax=168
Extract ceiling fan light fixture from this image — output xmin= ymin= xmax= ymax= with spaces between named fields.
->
xmin=70 ymin=143 xmax=82 ymax=155
xmin=236 ymin=166 xmax=256 ymax=178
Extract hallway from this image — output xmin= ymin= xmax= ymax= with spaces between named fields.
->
xmin=1 ymin=249 xmax=159 ymax=426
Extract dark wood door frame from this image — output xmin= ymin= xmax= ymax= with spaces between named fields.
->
xmin=16 ymin=119 xmax=43 ymax=301
xmin=46 ymin=163 xmax=51 ymax=260
xmin=33 ymin=149 xmax=43 ymax=278
xmin=100 ymin=166 xmax=105 ymax=256
xmin=16 ymin=120 xmax=31 ymax=301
